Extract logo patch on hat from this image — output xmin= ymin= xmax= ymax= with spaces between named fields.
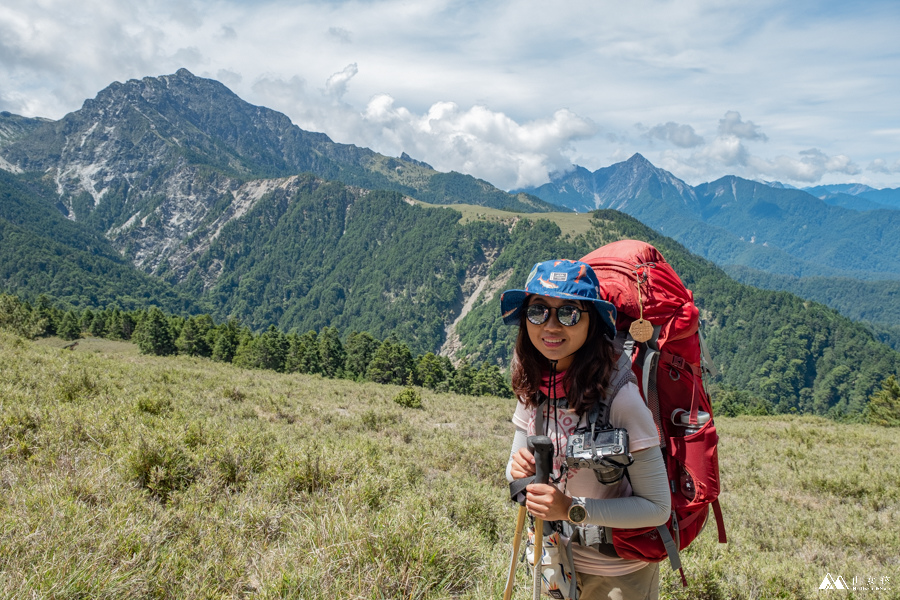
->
xmin=548 ymin=272 xmax=568 ymax=282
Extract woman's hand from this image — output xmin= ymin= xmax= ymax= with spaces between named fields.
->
xmin=525 ymin=484 xmax=572 ymax=522
xmin=509 ymin=447 xmax=536 ymax=480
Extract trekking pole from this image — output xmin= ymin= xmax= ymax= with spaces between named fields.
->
xmin=530 ymin=436 xmax=554 ymax=600
xmin=503 ymin=437 xmax=543 ymax=600
xmin=502 ymin=504 xmax=527 ymax=600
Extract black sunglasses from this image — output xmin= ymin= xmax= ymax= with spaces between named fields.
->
xmin=525 ymin=303 xmax=585 ymax=327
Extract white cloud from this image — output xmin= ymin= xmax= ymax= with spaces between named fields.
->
xmin=718 ymin=111 xmax=768 ymax=141
xmin=358 ymin=94 xmax=597 ymax=189
xmin=325 ymin=63 xmax=358 ymax=99
xmin=746 ymin=149 xmax=860 ymax=183
xmin=249 ymin=67 xmax=597 ymax=190
xmin=868 ymin=158 xmax=900 ymax=174
xmin=218 ymin=25 xmax=237 ymax=41
xmin=655 ymin=112 xmax=861 ymax=184
xmin=644 ymin=122 xmax=705 ymax=148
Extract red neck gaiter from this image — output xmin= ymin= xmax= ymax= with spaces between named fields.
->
xmin=539 ymin=369 xmax=569 ymax=400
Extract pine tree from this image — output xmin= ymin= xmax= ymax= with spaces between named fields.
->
xmin=35 ymin=295 xmax=57 ymax=336
xmin=451 ymin=360 xmax=476 ymax=395
xmin=133 ymin=307 xmax=176 ymax=356
xmin=866 ymin=375 xmax=900 ymax=427
xmin=232 ymin=331 xmax=259 ymax=369
xmin=472 ymin=363 xmax=513 ymax=398
xmin=58 ymin=310 xmax=82 ymax=341
xmin=212 ymin=319 xmax=240 ymax=363
xmin=293 ymin=330 xmax=321 ymax=374
xmin=0 ymin=294 xmax=47 ymax=339
xmin=176 ymin=315 xmax=214 ymax=357
xmin=121 ymin=312 xmax=137 ymax=340
xmin=415 ymin=352 xmax=446 ymax=390
xmin=367 ymin=337 xmax=413 ymax=385
xmin=257 ymin=325 xmax=288 ymax=372
xmin=343 ymin=331 xmax=378 ymax=380
xmin=105 ymin=308 xmax=124 ymax=340
xmin=366 ymin=338 xmax=396 ymax=384
xmin=79 ymin=308 xmax=94 ymax=332
xmin=89 ymin=313 xmax=107 ymax=338
xmin=317 ymin=326 xmax=345 ymax=378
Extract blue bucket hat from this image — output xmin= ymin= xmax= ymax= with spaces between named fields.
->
xmin=500 ymin=259 xmax=617 ymax=339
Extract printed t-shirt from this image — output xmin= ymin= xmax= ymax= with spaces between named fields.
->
xmin=511 ymin=381 xmax=660 ymax=576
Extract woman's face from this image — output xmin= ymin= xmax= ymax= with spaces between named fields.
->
xmin=525 ymin=294 xmax=590 ymax=371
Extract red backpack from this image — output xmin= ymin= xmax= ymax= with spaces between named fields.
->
xmin=580 ymin=240 xmax=726 ymax=585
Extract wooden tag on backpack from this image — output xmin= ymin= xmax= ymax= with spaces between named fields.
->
xmin=629 ymin=318 xmax=653 ymax=343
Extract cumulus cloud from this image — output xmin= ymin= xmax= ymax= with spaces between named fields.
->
xmin=645 ymin=122 xmax=705 ymax=148
xmin=249 ymin=66 xmax=598 ymax=189
xmin=325 ymin=63 xmax=358 ymax=99
xmin=0 ymin=0 xmax=212 ymax=117
xmin=654 ymin=112 xmax=860 ymax=184
xmin=216 ymin=68 xmax=242 ymax=88
xmin=718 ymin=111 xmax=768 ymax=141
xmin=358 ymin=95 xmax=597 ymax=189
xmin=867 ymin=158 xmax=900 ymax=174
xmin=746 ymin=149 xmax=859 ymax=182
xmin=662 ymin=144 xmax=860 ymax=184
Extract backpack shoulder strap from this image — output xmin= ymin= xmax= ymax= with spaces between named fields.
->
xmin=590 ymin=359 xmax=639 ymax=429
xmin=534 ymin=391 xmax=547 ymax=435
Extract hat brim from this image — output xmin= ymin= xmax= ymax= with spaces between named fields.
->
xmin=500 ymin=290 xmax=528 ymax=325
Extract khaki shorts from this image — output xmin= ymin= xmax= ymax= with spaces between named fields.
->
xmin=575 ymin=563 xmax=659 ymax=600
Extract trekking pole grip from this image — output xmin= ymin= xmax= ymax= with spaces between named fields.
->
xmin=530 ymin=435 xmax=553 ymax=486
xmin=528 ymin=436 xmax=553 ymax=600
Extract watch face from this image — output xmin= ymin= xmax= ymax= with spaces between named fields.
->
xmin=569 ymin=504 xmax=587 ymax=523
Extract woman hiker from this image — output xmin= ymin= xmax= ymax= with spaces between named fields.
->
xmin=503 ymin=259 xmax=670 ymax=600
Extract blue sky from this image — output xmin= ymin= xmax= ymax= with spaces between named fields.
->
xmin=2 ymin=0 xmax=898 ymax=190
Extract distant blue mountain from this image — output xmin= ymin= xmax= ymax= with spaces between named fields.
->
xmin=803 ymin=183 xmax=900 ymax=211
xmin=520 ymin=155 xmax=900 ymax=281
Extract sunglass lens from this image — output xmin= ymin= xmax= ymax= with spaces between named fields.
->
xmin=525 ymin=304 xmax=549 ymax=325
xmin=558 ymin=306 xmax=581 ymax=326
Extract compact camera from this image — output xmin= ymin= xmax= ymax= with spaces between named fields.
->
xmin=565 ymin=427 xmax=631 ymax=471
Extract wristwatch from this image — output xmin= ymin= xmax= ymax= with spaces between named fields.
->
xmin=567 ymin=498 xmax=587 ymax=524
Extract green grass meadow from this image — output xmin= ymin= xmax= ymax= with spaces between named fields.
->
xmin=1 ymin=330 xmax=898 ymax=599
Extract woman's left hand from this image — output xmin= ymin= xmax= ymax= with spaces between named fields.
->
xmin=525 ymin=483 xmax=572 ymax=522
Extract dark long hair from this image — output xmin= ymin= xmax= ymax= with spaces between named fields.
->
xmin=511 ymin=303 xmax=616 ymax=416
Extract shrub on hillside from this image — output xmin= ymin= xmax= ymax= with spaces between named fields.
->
xmin=393 ymin=387 xmax=423 ymax=409
xmin=126 ymin=435 xmax=196 ymax=502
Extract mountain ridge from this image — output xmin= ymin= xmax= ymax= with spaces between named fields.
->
xmin=0 ymin=70 xmax=557 ymax=277
xmin=522 ymin=158 xmax=900 ymax=279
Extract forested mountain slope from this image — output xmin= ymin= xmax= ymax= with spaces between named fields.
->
xmin=1 ymin=154 xmax=896 ymax=418
xmin=0 ymin=170 xmax=199 ymax=313
xmin=175 ymin=176 xmax=503 ymax=354
xmin=723 ymin=265 xmax=900 ymax=350
xmin=451 ymin=210 xmax=900 ymax=418
xmin=692 ymin=176 xmax=900 ymax=279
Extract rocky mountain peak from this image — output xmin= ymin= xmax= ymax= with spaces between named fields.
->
xmin=0 ymin=70 xmax=557 ymax=280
